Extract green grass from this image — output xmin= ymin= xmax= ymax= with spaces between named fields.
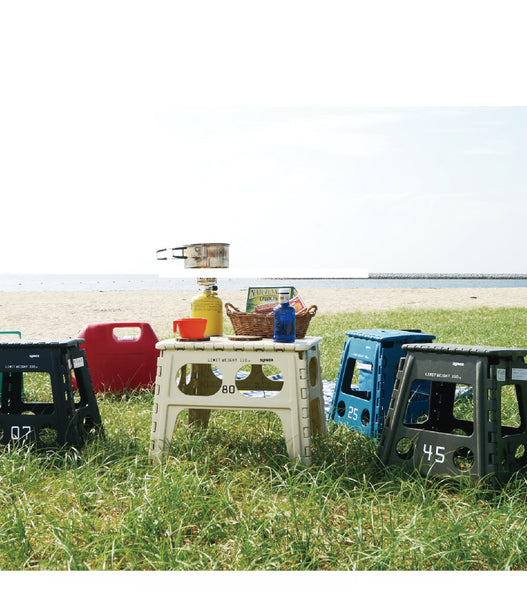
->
xmin=2 ymin=307 xmax=527 ymax=570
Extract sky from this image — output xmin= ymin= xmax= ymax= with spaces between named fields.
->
xmin=1 ymin=1 xmax=526 ymax=276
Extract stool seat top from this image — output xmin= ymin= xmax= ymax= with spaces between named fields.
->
xmin=0 ymin=338 xmax=85 ymax=348
xmin=157 ymin=336 xmax=322 ymax=352
xmin=345 ymin=329 xmax=435 ymax=343
xmin=402 ymin=342 xmax=527 ymax=357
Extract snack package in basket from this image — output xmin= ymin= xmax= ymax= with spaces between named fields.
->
xmin=246 ymin=286 xmax=307 ymax=314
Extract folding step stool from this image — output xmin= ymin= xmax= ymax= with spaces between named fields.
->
xmin=377 ymin=343 xmax=527 ymax=484
xmin=150 ymin=337 xmax=327 ymax=466
xmin=329 ymin=329 xmax=435 ymax=438
xmin=0 ymin=339 xmax=103 ymax=448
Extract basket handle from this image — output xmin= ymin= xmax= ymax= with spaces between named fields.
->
xmin=224 ymin=303 xmax=240 ymax=315
xmin=297 ymin=305 xmax=317 ymax=317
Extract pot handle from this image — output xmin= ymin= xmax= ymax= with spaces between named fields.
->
xmin=156 ymin=247 xmax=187 ymax=260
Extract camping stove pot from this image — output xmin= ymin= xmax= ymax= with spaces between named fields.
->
xmin=156 ymin=243 xmax=230 ymax=268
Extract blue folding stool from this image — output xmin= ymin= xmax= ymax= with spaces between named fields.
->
xmin=329 ymin=329 xmax=435 ymax=438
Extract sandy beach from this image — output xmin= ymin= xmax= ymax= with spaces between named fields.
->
xmin=1 ymin=287 xmax=526 ymax=339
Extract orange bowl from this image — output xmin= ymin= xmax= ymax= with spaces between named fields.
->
xmin=173 ymin=318 xmax=208 ymax=339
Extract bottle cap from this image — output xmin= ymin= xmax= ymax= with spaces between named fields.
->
xmin=278 ymin=288 xmax=290 ymax=303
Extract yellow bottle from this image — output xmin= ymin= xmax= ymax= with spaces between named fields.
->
xmin=190 ymin=278 xmax=223 ymax=336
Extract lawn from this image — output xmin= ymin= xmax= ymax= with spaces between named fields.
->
xmin=2 ymin=307 xmax=527 ymax=570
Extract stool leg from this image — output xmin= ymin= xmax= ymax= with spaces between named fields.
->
xmin=150 ymin=405 xmax=186 ymax=460
xmin=277 ymin=408 xmax=313 ymax=467
xmin=308 ymin=346 xmax=327 ymax=437
xmin=276 ymin=410 xmax=303 ymax=465
xmin=70 ymin=348 xmax=103 ymax=439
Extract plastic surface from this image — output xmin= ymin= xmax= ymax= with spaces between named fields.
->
xmin=377 ymin=343 xmax=527 ymax=485
xmin=0 ymin=331 xmax=21 ymax=389
xmin=149 ymin=336 xmax=326 ymax=466
xmin=76 ymin=323 xmax=159 ymax=394
xmin=0 ymin=331 xmax=21 ymax=339
xmin=0 ymin=338 xmax=103 ymax=447
xmin=329 ymin=329 xmax=435 ymax=438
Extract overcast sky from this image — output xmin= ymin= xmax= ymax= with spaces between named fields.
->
xmin=1 ymin=1 xmax=526 ymax=275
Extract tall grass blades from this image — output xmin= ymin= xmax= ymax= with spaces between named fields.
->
xmin=1 ymin=307 xmax=527 ymax=570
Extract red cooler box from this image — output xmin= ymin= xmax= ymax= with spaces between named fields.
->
xmin=76 ymin=322 xmax=159 ymax=394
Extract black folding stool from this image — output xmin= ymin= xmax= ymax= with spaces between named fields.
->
xmin=0 ymin=338 xmax=103 ymax=448
xmin=377 ymin=343 xmax=527 ymax=485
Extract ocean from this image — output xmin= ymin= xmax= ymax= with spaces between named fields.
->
xmin=1 ymin=273 xmax=527 ymax=292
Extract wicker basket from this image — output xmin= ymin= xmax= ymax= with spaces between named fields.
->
xmin=225 ymin=303 xmax=317 ymax=339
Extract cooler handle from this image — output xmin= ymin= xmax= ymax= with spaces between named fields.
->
xmin=110 ymin=323 xmax=156 ymax=342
